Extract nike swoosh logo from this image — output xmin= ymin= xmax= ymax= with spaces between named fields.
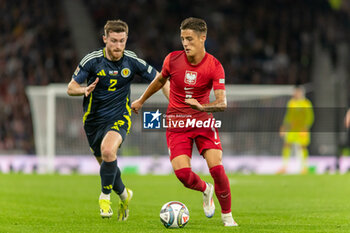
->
xmin=184 ymin=87 xmax=194 ymax=90
xmin=214 ymin=142 xmax=221 ymax=145
xmin=220 ymin=193 xmax=229 ymax=198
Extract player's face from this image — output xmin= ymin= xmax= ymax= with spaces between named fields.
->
xmin=293 ymin=88 xmax=304 ymax=99
xmin=181 ymin=29 xmax=206 ymax=57
xmin=103 ymin=31 xmax=127 ymax=61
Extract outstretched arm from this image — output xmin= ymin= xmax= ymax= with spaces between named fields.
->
xmin=67 ymin=78 xmax=99 ymax=97
xmin=280 ymin=103 xmax=290 ymax=137
xmin=131 ymin=73 xmax=168 ymax=114
xmin=185 ymin=89 xmax=227 ymax=112
xmin=161 ymin=79 xmax=170 ymax=100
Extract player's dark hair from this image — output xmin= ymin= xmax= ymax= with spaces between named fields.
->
xmin=180 ymin=17 xmax=207 ymax=35
xmin=104 ymin=20 xmax=129 ymax=36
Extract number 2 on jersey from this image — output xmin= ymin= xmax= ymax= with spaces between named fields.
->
xmin=108 ymin=79 xmax=117 ymax=91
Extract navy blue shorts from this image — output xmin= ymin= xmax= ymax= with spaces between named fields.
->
xmin=84 ymin=117 xmax=130 ymax=157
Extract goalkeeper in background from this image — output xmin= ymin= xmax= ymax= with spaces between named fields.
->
xmin=278 ymin=86 xmax=314 ymax=174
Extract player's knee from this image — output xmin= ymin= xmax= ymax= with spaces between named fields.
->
xmin=101 ymin=147 xmax=116 ymax=162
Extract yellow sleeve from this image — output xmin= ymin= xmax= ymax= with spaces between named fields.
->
xmin=282 ymin=100 xmax=293 ymax=126
xmin=305 ymin=99 xmax=314 ymax=128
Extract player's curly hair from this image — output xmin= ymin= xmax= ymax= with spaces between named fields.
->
xmin=180 ymin=17 xmax=207 ymax=35
xmin=104 ymin=20 xmax=128 ymax=36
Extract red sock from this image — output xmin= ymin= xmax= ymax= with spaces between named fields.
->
xmin=174 ymin=167 xmax=206 ymax=192
xmin=210 ymin=165 xmax=231 ymax=214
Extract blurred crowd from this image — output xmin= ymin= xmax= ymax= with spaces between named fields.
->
xmin=86 ymin=0 xmax=350 ymax=84
xmin=0 ymin=0 xmax=77 ymax=153
xmin=0 ymin=0 xmax=349 ymax=154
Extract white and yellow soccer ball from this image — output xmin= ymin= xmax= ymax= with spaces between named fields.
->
xmin=160 ymin=201 xmax=190 ymax=228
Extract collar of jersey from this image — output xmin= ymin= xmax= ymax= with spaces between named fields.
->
xmin=183 ymin=51 xmax=208 ymax=67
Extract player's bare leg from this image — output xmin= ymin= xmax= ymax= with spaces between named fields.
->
xmin=300 ymin=146 xmax=309 ymax=174
xmin=277 ymin=143 xmax=291 ymax=174
xmin=204 ymin=149 xmax=238 ymax=226
xmin=171 ymin=155 xmax=191 ymax=171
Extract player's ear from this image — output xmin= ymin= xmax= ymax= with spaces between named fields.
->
xmin=103 ymin=35 xmax=107 ymax=44
xmin=200 ymin=34 xmax=206 ymax=43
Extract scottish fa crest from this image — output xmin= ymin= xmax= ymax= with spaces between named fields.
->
xmin=143 ymin=109 xmax=162 ymax=129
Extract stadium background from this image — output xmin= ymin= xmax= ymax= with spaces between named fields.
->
xmin=1 ymin=0 xmax=350 ymax=174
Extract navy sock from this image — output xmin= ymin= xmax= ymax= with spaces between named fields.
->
xmin=100 ymin=160 xmax=118 ymax=194
xmin=113 ymin=162 xmax=125 ymax=195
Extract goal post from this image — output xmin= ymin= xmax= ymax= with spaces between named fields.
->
xmin=26 ymin=84 xmax=65 ymax=172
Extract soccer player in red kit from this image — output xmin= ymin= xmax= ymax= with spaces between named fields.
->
xmin=131 ymin=17 xmax=238 ymax=227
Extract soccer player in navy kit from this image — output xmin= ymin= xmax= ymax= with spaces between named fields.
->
xmin=67 ymin=20 xmax=169 ymax=220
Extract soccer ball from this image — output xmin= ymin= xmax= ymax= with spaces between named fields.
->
xmin=160 ymin=201 xmax=190 ymax=228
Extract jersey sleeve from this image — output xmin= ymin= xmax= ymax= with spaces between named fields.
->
xmin=127 ymin=51 xmax=157 ymax=82
xmin=305 ymin=99 xmax=314 ymax=128
xmin=161 ymin=53 xmax=171 ymax=78
xmin=283 ymin=100 xmax=293 ymax=125
xmin=212 ymin=60 xmax=225 ymax=90
xmin=72 ymin=58 xmax=92 ymax=84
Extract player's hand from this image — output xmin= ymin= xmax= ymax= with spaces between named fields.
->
xmin=279 ymin=131 xmax=285 ymax=138
xmin=279 ymin=126 xmax=286 ymax=138
xmin=185 ymin=98 xmax=204 ymax=112
xmin=131 ymin=99 xmax=143 ymax=114
xmin=345 ymin=109 xmax=350 ymax=128
xmin=85 ymin=78 xmax=99 ymax=97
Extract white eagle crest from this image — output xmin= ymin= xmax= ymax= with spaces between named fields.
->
xmin=185 ymin=71 xmax=197 ymax=85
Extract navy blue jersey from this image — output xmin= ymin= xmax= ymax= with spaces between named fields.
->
xmin=72 ymin=48 xmax=157 ymax=126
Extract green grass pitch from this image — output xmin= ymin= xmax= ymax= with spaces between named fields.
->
xmin=1 ymin=173 xmax=350 ymax=233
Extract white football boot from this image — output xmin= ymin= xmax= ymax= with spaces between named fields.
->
xmin=99 ymin=199 xmax=113 ymax=218
xmin=203 ymin=182 xmax=215 ymax=218
xmin=221 ymin=212 xmax=238 ymax=227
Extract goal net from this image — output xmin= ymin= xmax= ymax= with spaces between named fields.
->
xmin=26 ymin=84 xmax=295 ymax=171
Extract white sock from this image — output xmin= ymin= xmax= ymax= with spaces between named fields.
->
xmin=99 ymin=192 xmax=110 ymax=200
xmin=119 ymin=188 xmax=128 ymax=201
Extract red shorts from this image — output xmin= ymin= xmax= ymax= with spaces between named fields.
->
xmin=166 ymin=127 xmax=222 ymax=161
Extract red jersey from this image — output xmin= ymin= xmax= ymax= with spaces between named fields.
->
xmin=161 ymin=50 xmax=225 ymax=126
